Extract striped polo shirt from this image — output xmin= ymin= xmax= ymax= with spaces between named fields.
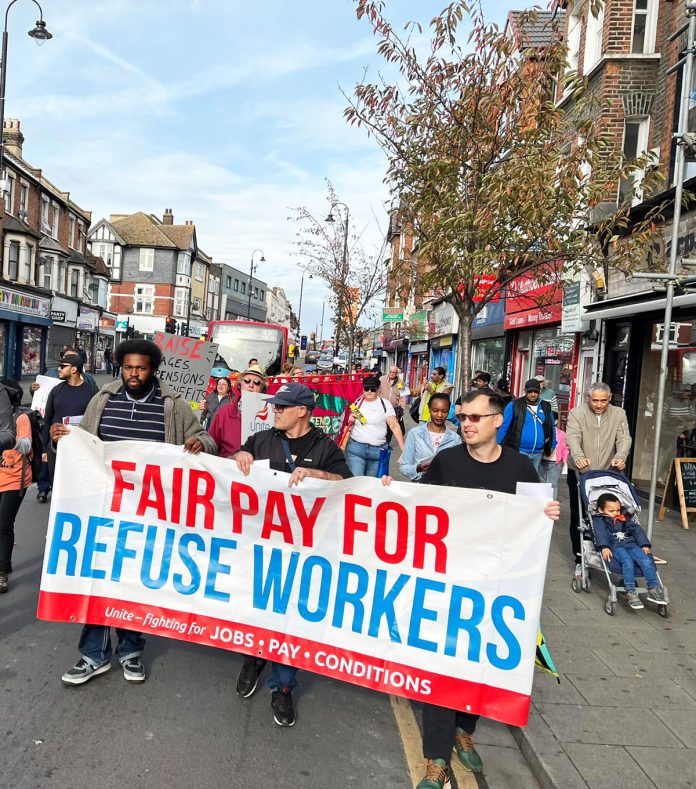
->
xmin=98 ymin=382 xmax=166 ymax=443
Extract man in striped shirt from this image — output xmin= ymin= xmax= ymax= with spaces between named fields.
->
xmin=51 ymin=339 xmax=217 ymax=687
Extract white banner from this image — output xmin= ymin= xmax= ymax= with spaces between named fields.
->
xmin=38 ymin=430 xmax=553 ymax=725
xmin=240 ymin=391 xmax=273 ymax=442
xmin=31 ymin=375 xmax=61 ymax=417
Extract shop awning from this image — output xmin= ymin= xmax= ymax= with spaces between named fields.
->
xmin=582 ymin=291 xmax=696 ymax=322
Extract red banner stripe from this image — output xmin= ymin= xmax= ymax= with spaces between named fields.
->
xmin=37 ymin=590 xmax=531 ymax=726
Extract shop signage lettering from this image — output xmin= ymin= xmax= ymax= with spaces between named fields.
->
xmin=76 ymin=308 xmax=98 ymax=331
xmin=50 ymin=311 xmax=66 ymax=322
xmin=0 ymin=286 xmax=50 ymax=317
xmin=100 ymin=316 xmax=117 ymax=329
xmin=383 ymin=308 xmax=404 ymax=322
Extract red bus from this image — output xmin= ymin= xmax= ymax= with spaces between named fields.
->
xmin=207 ymin=319 xmax=288 ymax=379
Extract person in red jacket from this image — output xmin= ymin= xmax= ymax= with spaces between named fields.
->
xmin=209 ymin=365 xmax=266 ymax=457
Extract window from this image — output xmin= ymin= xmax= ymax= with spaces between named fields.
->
xmin=51 ymin=203 xmax=59 ymax=240
xmin=8 ymin=241 xmax=19 ymax=280
xmin=41 ymin=255 xmax=53 ymax=290
xmin=69 ymin=215 xmax=76 ymax=249
xmin=565 ymin=3 xmax=582 ymax=78
xmin=583 ymin=3 xmax=604 ymax=73
xmin=135 ymin=284 xmax=155 ymax=313
xmin=77 ymin=221 xmax=85 ymax=252
xmin=619 ymin=117 xmax=651 ymax=204
xmin=70 ymin=268 xmax=79 ymax=298
xmin=234 ymin=279 xmax=239 ymax=292
xmin=4 ymin=173 xmax=15 ymax=213
xmin=19 ymin=184 xmax=28 ymax=217
xmin=254 ymin=287 xmax=259 ymax=298
xmin=632 ymin=0 xmax=657 ymax=55
xmin=193 ymin=296 xmax=202 ymax=312
xmin=226 ymin=275 xmax=232 ymax=289
xmin=241 ymin=281 xmax=246 ymax=295
xmin=112 ymin=246 xmax=122 ymax=281
xmin=195 ymin=262 xmax=204 ymax=281
xmin=177 ymin=251 xmax=191 ymax=276
xmin=174 ymin=286 xmax=187 ymax=317
xmin=260 ymin=290 xmax=264 ymax=301
xmin=25 ymin=244 xmax=34 ymax=283
xmin=40 ymin=196 xmax=50 ymax=234
xmin=57 ymin=260 xmax=66 ymax=292
xmin=139 ymin=247 xmax=154 ymax=271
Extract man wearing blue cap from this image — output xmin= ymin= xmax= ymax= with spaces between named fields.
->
xmin=231 ymin=382 xmax=352 ymax=727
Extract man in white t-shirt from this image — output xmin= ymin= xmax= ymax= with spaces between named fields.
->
xmin=345 ymin=375 xmax=404 ymax=476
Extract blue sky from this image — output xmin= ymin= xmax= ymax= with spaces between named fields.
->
xmin=7 ymin=0 xmax=513 ymax=332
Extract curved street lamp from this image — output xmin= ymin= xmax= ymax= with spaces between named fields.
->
xmin=0 ymin=1 xmax=52 ymax=196
xmin=247 ymin=248 xmax=265 ymax=319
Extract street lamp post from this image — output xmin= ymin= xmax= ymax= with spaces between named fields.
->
xmin=325 ymin=201 xmax=349 ymax=361
xmin=0 ymin=1 xmax=51 ymax=199
xmin=247 ymin=248 xmax=265 ymax=320
xmin=296 ymin=271 xmax=312 ymax=349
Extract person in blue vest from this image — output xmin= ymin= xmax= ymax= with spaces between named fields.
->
xmin=496 ymin=378 xmax=556 ymax=472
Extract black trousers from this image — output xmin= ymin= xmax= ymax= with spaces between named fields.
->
xmin=0 ymin=488 xmax=26 ymax=572
xmin=566 ymin=469 xmax=588 ymax=561
xmin=422 ymin=704 xmax=479 ymax=761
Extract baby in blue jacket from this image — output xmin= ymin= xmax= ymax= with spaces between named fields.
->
xmin=592 ymin=493 xmax=665 ymax=610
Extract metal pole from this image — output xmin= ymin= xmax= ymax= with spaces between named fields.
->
xmin=297 ymin=272 xmax=304 ymax=340
xmin=319 ymin=299 xmax=325 ymax=344
xmin=646 ymin=6 xmax=696 ymax=541
xmin=0 ymin=28 xmax=9 ymax=202
xmin=246 ymin=255 xmax=253 ymax=319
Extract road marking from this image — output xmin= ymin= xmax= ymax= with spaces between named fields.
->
xmin=390 ymin=695 xmax=478 ymax=788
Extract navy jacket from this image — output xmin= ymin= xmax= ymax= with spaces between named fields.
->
xmin=592 ymin=512 xmax=651 ymax=551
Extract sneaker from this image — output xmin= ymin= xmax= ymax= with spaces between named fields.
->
xmin=271 ymin=686 xmax=296 ymax=727
xmin=626 ymin=591 xmax=644 ymax=610
xmin=61 ymin=658 xmax=111 ymax=685
xmin=454 ymin=728 xmax=484 ymax=773
xmin=37 ymin=490 xmax=48 ymax=503
xmin=236 ymin=657 xmax=266 ymax=698
xmin=647 ymin=587 xmax=666 ymax=604
xmin=416 ymin=759 xmax=451 ymax=789
xmin=122 ymin=657 xmax=146 ymax=682
xmin=0 ymin=572 xmax=8 ymax=593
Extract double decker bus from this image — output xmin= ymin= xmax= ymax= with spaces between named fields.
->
xmin=207 ymin=319 xmax=288 ymax=379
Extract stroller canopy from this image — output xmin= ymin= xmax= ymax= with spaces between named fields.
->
xmin=579 ymin=469 xmax=641 ymax=517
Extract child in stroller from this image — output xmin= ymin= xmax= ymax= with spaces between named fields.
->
xmin=573 ymin=470 xmax=669 ymax=617
xmin=592 ymin=493 xmax=666 ymax=610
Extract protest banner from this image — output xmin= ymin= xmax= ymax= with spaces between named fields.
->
xmin=153 ymin=332 xmax=218 ymax=408
xmin=31 ymin=375 xmax=61 ymax=417
xmin=38 ymin=430 xmax=552 ymax=726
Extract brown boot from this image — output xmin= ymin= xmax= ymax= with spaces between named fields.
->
xmin=0 ymin=572 xmax=8 ymax=593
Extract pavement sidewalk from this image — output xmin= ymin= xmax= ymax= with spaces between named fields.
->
xmin=514 ymin=480 xmax=696 ymax=789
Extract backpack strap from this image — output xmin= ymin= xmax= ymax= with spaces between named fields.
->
xmin=280 ymin=437 xmax=297 ymax=471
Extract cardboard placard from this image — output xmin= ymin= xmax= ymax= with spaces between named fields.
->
xmin=658 ymin=458 xmax=696 ymax=530
xmin=153 ymin=332 xmax=218 ymax=409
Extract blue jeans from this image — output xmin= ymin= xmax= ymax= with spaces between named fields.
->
xmin=613 ymin=545 xmax=659 ymax=591
xmin=267 ymin=662 xmax=298 ymax=691
xmin=345 ymin=438 xmax=384 ymax=477
xmin=540 ymin=459 xmax=562 ymax=499
xmin=521 ymin=451 xmax=543 ymax=473
xmin=78 ymin=624 xmax=145 ymax=667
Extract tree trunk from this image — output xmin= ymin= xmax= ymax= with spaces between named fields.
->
xmin=456 ymin=312 xmax=473 ymax=395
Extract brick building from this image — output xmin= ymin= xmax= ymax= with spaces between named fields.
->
xmin=0 ymin=118 xmax=109 ymax=377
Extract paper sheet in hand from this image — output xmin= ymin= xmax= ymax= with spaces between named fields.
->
xmin=516 ymin=482 xmax=553 ymax=499
xmin=31 ymin=376 xmax=61 ymax=417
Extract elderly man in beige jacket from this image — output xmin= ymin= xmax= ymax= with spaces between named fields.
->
xmin=566 ymin=381 xmax=632 ymax=566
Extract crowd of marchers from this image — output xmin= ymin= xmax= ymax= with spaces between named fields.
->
xmin=0 ymin=338 xmax=665 ymax=789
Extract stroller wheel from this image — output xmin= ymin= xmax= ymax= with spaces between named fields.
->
xmin=584 ymin=578 xmax=592 ymax=593
xmin=658 ymin=605 xmax=669 ymax=618
xmin=605 ymin=598 xmax=615 ymax=616
xmin=571 ymin=577 xmax=581 ymax=593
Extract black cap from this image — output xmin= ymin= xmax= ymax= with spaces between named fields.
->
xmin=524 ymin=378 xmax=541 ymax=392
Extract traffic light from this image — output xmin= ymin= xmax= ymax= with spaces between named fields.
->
xmin=165 ymin=316 xmax=177 ymax=334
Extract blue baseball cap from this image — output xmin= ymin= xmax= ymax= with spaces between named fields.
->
xmin=266 ymin=382 xmax=316 ymax=410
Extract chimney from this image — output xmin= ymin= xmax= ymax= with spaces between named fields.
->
xmin=162 ymin=208 xmax=174 ymax=225
xmin=3 ymin=118 xmax=24 ymax=159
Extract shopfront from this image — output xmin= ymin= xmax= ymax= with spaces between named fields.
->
xmin=48 ymin=295 xmax=78 ymax=367
xmin=428 ymin=301 xmax=458 ymax=385
xmin=406 ymin=310 xmax=430 ymax=390
xmin=506 ymin=276 xmax=579 ymax=427
xmin=75 ymin=305 xmax=100 ymax=369
xmin=471 ymin=298 xmax=507 ymax=385
xmin=0 ymin=283 xmax=51 ymax=379
xmin=96 ymin=312 xmax=117 ymax=372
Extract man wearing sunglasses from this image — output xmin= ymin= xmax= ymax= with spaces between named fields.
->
xmin=208 ymin=365 xmax=267 ymax=458
xmin=414 ymin=389 xmax=560 ymax=787
xmin=231 ymin=382 xmax=352 ymax=728
xmin=42 ymin=353 xmax=98 ymax=493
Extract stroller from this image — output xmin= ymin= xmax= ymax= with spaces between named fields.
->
xmin=572 ymin=470 xmax=670 ymax=618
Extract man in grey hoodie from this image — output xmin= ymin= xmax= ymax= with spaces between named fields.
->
xmin=566 ymin=381 xmax=632 ymax=566
xmin=51 ymin=339 xmax=217 ymax=687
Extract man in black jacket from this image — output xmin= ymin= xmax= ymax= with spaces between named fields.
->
xmin=496 ymin=378 xmax=556 ymax=472
xmin=232 ymin=382 xmax=352 ymax=727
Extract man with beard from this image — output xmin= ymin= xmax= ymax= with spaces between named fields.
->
xmin=50 ymin=339 xmax=216 ymax=686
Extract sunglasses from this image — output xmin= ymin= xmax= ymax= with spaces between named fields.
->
xmin=363 ymin=385 xmax=378 ymax=392
xmin=242 ymin=378 xmax=263 ymax=386
xmin=459 ymin=413 xmax=496 ymax=423
xmin=58 ymin=362 xmax=73 ymax=368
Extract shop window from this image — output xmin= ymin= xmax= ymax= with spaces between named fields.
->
xmin=8 ymin=241 xmax=19 ymax=280
xmin=22 ymin=326 xmax=42 ymax=375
